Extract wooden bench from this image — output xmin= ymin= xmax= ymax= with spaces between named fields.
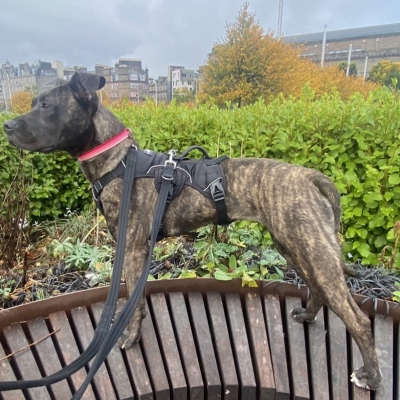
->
xmin=0 ymin=279 xmax=398 ymax=399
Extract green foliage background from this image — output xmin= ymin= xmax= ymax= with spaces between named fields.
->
xmin=0 ymin=113 xmax=91 ymax=220
xmin=2 ymin=85 xmax=400 ymax=266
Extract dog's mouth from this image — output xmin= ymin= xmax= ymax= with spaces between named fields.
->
xmin=7 ymin=137 xmax=55 ymax=153
xmin=40 ymin=145 xmax=56 ymax=153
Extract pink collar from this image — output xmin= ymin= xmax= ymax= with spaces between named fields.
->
xmin=78 ymin=128 xmax=131 ymax=161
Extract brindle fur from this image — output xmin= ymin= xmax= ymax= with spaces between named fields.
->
xmin=4 ymin=72 xmax=381 ymax=391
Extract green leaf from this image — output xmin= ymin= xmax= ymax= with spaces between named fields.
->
xmin=363 ymin=192 xmax=382 ymax=203
xmin=179 ymin=270 xmax=197 ymax=279
xmin=159 ymin=272 xmax=172 ymax=280
xmin=241 ymin=272 xmax=258 ymax=287
xmin=229 ymin=255 xmax=237 ymax=270
xmin=214 ymin=270 xmax=233 ymax=281
xmin=358 ymin=243 xmax=371 ymax=258
xmin=388 ymin=174 xmax=400 ymax=185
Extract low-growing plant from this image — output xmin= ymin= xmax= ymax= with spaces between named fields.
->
xmin=0 ymin=277 xmax=15 ymax=302
xmin=192 ymin=222 xmax=285 ymax=287
xmin=48 ymin=238 xmax=114 ymax=287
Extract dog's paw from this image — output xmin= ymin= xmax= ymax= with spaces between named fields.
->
xmin=118 ymin=331 xmax=142 ymax=349
xmin=290 ymin=308 xmax=317 ymax=323
xmin=351 ymin=366 xmax=382 ymax=391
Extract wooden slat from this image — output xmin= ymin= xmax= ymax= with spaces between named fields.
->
xmin=90 ymin=301 xmax=134 ymax=400
xmin=70 ymin=306 xmax=116 ymax=400
xmin=0 ymin=343 xmax=25 ymax=400
xmin=245 ymin=291 xmax=275 ymax=400
xmin=206 ymin=291 xmax=239 ymax=399
xmin=123 ymin=339 xmax=153 ymax=399
xmin=26 ymin=316 xmax=72 ymax=399
xmin=140 ymin=299 xmax=170 ymax=400
xmin=285 ymin=297 xmax=309 ymax=400
xmin=187 ymin=291 xmax=221 ymax=399
xmin=48 ymin=310 xmax=96 ymax=400
xmin=2 ymin=324 xmax=51 ymax=400
xmin=150 ymin=292 xmax=187 ymax=399
xmin=327 ymin=309 xmax=349 ymax=400
xmin=307 ymin=308 xmax=329 ymax=400
xmin=263 ymin=294 xmax=290 ymax=400
xmin=225 ymin=292 xmax=257 ymax=399
xmin=169 ymin=292 xmax=204 ymax=399
xmin=374 ymin=315 xmax=393 ymax=400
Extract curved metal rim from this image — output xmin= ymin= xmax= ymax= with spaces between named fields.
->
xmin=0 ymin=278 xmax=399 ymax=330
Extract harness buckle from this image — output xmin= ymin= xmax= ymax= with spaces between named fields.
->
xmin=92 ymin=180 xmax=103 ymax=201
xmin=163 ymin=149 xmax=177 ymax=180
xmin=210 ymin=179 xmax=225 ymax=201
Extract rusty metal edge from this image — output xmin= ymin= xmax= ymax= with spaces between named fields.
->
xmin=0 ymin=279 xmax=399 ymax=330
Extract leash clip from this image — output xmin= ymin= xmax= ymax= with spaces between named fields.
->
xmin=163 ymin=149 xmax=177 ymax=180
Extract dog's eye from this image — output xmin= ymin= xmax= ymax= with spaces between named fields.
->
xmin=42 ymin=103 xmax=51 ymax=109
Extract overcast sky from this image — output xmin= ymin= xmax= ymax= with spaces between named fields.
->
xmin=1 ymin=0 xmax=399 ymax=77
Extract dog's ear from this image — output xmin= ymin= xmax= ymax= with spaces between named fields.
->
xmin=68 ymin=72 xmax=106 ymax=106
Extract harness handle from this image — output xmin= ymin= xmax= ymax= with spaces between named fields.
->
xmin=175 ymin=145 xmax=213 ymax=160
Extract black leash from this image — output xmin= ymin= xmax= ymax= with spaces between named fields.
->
xmin=72 ymin=160 xmax=174 ymax=398
xmin=0 ymin=146 xmax=140 ymax=392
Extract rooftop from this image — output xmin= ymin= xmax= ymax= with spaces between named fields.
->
xmin=283 ymin=22 xmax=400 ymax=44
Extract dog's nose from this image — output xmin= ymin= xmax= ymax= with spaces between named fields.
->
xmin=4 ymin=120 xmax=17 ymax=131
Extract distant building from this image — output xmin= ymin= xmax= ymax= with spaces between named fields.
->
xmin=148 ymin=76 xmax=168 ymax=104
xmin=0 ymin=60 xmax=58 ymax=111
xmin=95 ymin=58 xmax=149 ymax=104
xmin=166 ymin=65 xmax=184 ymax=102
xmin=284 ymin=23 xmax=400 ymax=77
xmin=171 ymin=68 xmax=198 ymax=93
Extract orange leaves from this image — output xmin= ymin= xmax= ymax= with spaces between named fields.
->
xmin=11 ymin=92 xmax=33 ymax=114
xmin=200 ymin=3 xmax=377 ymax=106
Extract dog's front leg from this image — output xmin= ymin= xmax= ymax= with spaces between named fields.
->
xmin=118 ymin=242 xmax=149 ymax=349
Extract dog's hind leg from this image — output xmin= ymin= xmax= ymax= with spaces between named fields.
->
xmin=324 ymin=285 xmax=381 ymax=390
xmin=271 ymin=231 xmax=381 ymax=390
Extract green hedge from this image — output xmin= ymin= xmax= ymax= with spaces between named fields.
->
xmin=0 ymin=113 xmax=91 ymax=221
xmin=2 ymin=85 xmax=400 ymax=266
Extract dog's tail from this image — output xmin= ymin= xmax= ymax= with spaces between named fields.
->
xmin=312 ymin=174 xmax=342 ymax=233
xmin=312 ymin=174 xmax=359 ymax=277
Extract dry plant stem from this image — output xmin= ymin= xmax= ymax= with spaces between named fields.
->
xmin=0 ymin=328 xmax=61 ymax=362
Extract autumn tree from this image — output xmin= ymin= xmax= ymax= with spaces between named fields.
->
xmin=12 ymin=91 xmax=33 ymax=114
xmin=200 ymin=3 xmax=286 ymax=107
xmin=200 ymin=3 xmax=376 ymax=106
xmin=368 ymin=60 xmax=400 ymax=88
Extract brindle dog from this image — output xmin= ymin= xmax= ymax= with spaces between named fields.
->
xmin=4 ymin=72 xmax=381 ymax=390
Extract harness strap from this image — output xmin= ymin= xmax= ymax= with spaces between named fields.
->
xmin=92 ymin=162 xmax=126 ymax=214
xmin=210 ymin=179 xmax=230 ymax=225
xmin=0 ymin=147 xmax=139 ymax=392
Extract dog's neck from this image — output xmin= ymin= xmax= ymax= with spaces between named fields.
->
xmin=78 ymin=105 xmax=138 ymax=183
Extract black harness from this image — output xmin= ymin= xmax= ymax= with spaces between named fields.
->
xmin=92 ymin=146 xmax=231 ymax=230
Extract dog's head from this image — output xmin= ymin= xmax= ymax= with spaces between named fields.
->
xmin=3 ymin=72 xmax=106 ymax=154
